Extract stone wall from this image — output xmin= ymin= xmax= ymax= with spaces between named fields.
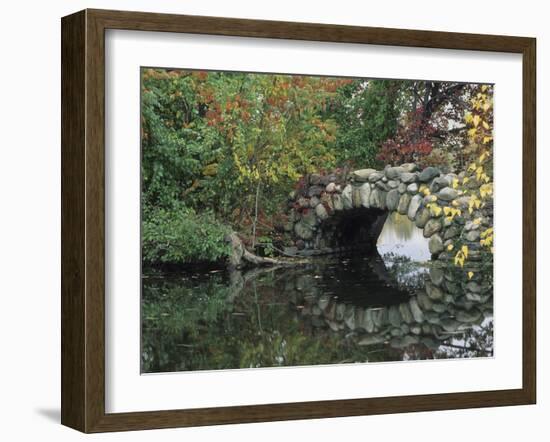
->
xmin=284 ymin=163 xmax=493 ymax=262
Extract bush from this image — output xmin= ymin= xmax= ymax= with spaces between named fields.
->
xmin=142 ymin=207 xmax=231 ymax=265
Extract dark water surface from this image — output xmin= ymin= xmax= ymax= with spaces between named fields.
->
xmin=141 ymin=213 xmax=493 ymax=373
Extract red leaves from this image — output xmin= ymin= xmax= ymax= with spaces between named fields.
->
xmin=377 ymin=108 xmax=436 ymax=166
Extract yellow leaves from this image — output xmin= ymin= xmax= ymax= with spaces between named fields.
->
xmin=454 ymin=250 xmax=466 ymax=268
xmin=480 ymin=183 xmax=493 ymax=199
xmin=422 ymin=187 xmax=431 ymax=196
xmin=473 ymin=218 xmax=482 ymax=225
xmin=443 ymin=206 xmax=461 ymax=222
xmin=476 ymin=166 xmax=484 ymax=181
xmin=468 ymin=163 xmax=477 ymax=172
xmin=468 ymin=128 xmax=477 ymax=138
xmin=483 ymin=136 xmax=493 ymax=144
xmin=453 ymin=244 xmax=469 ymax=269
xmin=468 ymin=271 xmax=474 ymax=280
xmin=473 ymin=114 xmax=481 ymax=127
xmin=447 ymin=244 xmax=454 ymax=251
xmin=464 ymin=112 xmax=473 ymax=124
xmin=201 ymin=163 xmax=218 ymax=177
xmin=482 ymin=120 xmax=490 ymax=130
xmin=429 ymin=204 xmax=442 ymax=217
xmin=480 ymin=227 xmax=494 ymax=248
xmin=452 ymin=178 xmax=459 ymax=189
xmin=462 ymin=176 xmax=469 ymax=185
xmin=481 ymin=85 xmax=488 ymax=92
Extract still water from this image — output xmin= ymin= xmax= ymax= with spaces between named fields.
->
xmin=141 ymin=213 xmax=493 ymax=373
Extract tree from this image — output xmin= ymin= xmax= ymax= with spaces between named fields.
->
xmin=331 ymin=79 xmax=400 ymax=167
xmin=377 ymin=81 xmax=471 ymax=170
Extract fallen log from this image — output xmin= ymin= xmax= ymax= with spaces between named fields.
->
xmin=225 ymin=232 xmax=307 ymax=270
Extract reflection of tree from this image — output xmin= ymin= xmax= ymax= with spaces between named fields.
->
xmin=380 ymin=213 xmax=415 ymax=242
xmin=434 ymin=319 xmax=494 ymax=359
xmin=142 ymin=248 xmax=493 ymax=373
xmin=141 ymin=262 xmax=408 ymax=373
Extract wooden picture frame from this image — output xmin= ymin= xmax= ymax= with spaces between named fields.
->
xmin=61 ymin=8 xmax=536 ymax=433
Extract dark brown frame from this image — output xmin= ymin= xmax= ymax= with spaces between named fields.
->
xmin=61 ymin=8 xmax=536 ymax=433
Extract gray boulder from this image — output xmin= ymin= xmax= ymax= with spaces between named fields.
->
xmin=419 ymin=167 xmax=440 ymax=182
xmin=437 ymin=187 xmax=459 ymax=201
xmin=407 ymin=194 xmax=423 ymax=220
xmin=423 ymin=218 xmax=442 ymax=237
xmin=352 ymin=168 xmax=377 ymax=182
xmin=386 ymin=189 xmax=400 ymax=211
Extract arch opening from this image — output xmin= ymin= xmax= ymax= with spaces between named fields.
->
xmin=316 ymin=207 xmax=388 ymax=253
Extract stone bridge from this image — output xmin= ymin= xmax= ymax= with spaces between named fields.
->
xmin=284 ymin=163 xmax=492 ymax=260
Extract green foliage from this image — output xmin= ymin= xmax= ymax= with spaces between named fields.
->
xmin=142 ymin=206 xmax=231 ymax=265
xmin=140 ymin=69 xmax=493 ymax=265
xmin=331 ymin=79 xmax=400 ymax=167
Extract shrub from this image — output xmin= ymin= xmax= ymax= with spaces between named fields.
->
xmin=142 ymin=206 xmax=231 ymax=265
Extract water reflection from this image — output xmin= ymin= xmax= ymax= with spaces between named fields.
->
xmin=142 ymin=215 xmax=493 ymax=373
xmin=377 ymin=212 xmax=431 ymax=262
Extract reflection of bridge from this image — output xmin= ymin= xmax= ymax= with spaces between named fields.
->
xmin=287 ymin=259 xmax=493 ymax=352
xmin=284 ymin=164 xmax=492 ymax=260
xmin=228 ymin=251 xmax=493 ymax=355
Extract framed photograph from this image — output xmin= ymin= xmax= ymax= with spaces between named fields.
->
xmin=61 ymin=9 xmax=536 ymax=433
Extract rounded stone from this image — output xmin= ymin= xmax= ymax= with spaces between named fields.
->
xmin=444 ymin=226 xmax=460 ymax=240
xmin=294 ymin=221 xmax=313 ymax=240
xmin=415 ymin=208 xmax=431 ymax=228
xmin=386 ymin=189 xmax=400 ymax=211
xmin=423 ymin=218 xmax=442 ymax=238
xmin=401 ymin=163 xmax=418 ymax=173
xmin=397 ymin=193 xmax=412 ymax=215
xmin=359 ymin=183 xmax=371 ymax=208
xmin=387 ymin=180 xmax=399 ymax=189
xmin=352 ymin=186 xmax=362 ymax=207
xmin=409 ymin=298 xmax=425 ymax=323
xmin=456 ymin=309 xmax=483 ymax=323
xmin=407 ymin=194 xmax=423 ymax=220
xmin=429 ymin=266 xmax=445 ymax=286
xmin=332 ymin=193 xmax=344 ymax=211
xmin=464 ymin=230 xmax=480 ymax=241
xmin=368 ymin=172 xmax=385 ymax=183
xmin=407 ymin=183 xmax=419 ymax=194
xmin=426 ymin=281 xmax=444 ymax=300
xmin=400 ymin=172 xmax=417 ymax=184
xmin=399 ymin=303 xmax=414 ymax=324
xmin=315 ymin=203 xmax=328 ymax=220
xmin=419 ymin=166 xmax=440 ymax=182
xmin=437 ymin=187 xmax=459 ymax=201
xmin=352 ymin=168 xmax=377 ymax=182
xmin=369 ymin=188 xmax=387 ymax=209
xmin=341 ymin=184 xmax=353 ymax=209
xmin=429 ymin=177 xmax=450 ymax=193
xmin=428 ymin=234 xmax=444 ymax=254
xmin=385 ymin=166 xmax=405 ymax=180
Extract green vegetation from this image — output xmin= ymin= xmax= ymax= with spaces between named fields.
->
xmin=142 ymin=206 xmax=231 ymax=265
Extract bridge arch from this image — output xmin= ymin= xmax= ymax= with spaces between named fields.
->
xmin=285 ymin=163 xmax=491 ymax=259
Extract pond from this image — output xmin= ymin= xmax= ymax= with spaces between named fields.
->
xmin=141 ymin=213 xmax=493 ymax=373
